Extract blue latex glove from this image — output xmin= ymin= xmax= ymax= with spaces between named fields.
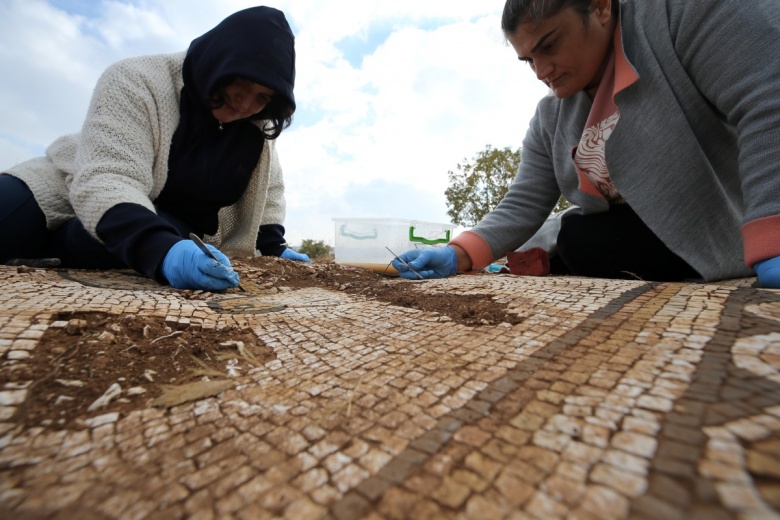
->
xmin=280 ymin=248 xmax=311 ymax=262
xmin=391 ymin=246 xmax=457 ymax=280
xmin=161 ymin=240 xmax=239 ymax=291
xmin=755 ymin=256 xmax=780 ymax=288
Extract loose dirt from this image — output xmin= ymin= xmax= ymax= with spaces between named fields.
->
xmin=3 ymin=257 xmax=522 ymax=430
xmin=240 ymin=256 xmax=520 ymax=328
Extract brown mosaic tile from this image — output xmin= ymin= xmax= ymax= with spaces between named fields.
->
xmin=0 ymin=264 xmax=778 ymax=518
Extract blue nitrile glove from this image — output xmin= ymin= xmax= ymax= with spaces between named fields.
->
xmin=280 ymin=248 xmax=311 ymax=262
xmin=392 ymin=246 xmax=458 ymax=280
xmin=755 ymin=256 xmax=780 ymax=288
xmin=162 ymin=240 xmax=240 ymax=291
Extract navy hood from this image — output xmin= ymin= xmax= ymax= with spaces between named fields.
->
xmin=163 ymin=7 xmax=296 ymax=238
xmin=183 ymin=6 xmax=296 ymax=112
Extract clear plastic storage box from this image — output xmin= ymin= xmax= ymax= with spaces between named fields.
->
xmin=332 ymin=218 xmax=455 ymax=274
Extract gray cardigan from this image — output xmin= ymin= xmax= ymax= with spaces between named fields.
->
xmin=471 ymin=0 xmax=780 ymax=281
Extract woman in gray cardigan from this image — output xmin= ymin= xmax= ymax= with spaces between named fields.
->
xmin=0 ymin=6 xmax=309 ymax=291
xmin=393 ymin=0 xmax=780 ymax=288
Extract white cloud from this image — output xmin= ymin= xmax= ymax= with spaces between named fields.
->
xmin=0 ymin=0 xmax=549 ymax=249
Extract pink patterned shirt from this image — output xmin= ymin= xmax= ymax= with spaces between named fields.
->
xmin=572 ymin=26 xmax=636 ymax=204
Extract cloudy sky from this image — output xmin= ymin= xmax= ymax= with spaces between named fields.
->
xmin=0 ymin=0 xmax=549 ymax=247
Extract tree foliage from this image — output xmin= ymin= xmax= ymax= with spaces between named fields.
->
xmin=445 ymin=145 xmax=520 ymax=227
xmin=552 ymin=195 xmax=573 ymax=214
xmin=445 ymin=145 xmax=571 ymax=227
xmin=297 ymin=239 xmax=332 ymax=259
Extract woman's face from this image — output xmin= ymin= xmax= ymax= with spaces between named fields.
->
xmin=507 ymin=1 xmax=615 ymax=99
xmin=211 ymin=77 xmax=276 ymax=123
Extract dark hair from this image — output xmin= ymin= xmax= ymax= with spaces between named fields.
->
xmin=501 ymin=0 xmax=619 ymax=36
xmin=208 ymin=75 xmax=295 ymax=140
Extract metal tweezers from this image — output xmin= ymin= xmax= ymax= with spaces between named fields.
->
xmin=189 ymin=233 xmax=245 ymax=291
xmin=385 ymin=247 xmax=423 ymax=279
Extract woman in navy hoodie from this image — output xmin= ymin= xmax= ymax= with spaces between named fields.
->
xmin=0 ymin=6 xmax=309 ymax=291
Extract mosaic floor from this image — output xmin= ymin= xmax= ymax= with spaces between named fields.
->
xmin=1 ymin=263 xmax=779 ymax=519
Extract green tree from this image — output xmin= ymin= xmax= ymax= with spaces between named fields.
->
xmin=445 ymin=145 xmax=520 ymax=227
xmin=552 ymin=195 xmax=573 ymax=214
xmin=297 ymin=239 xmax=332 ymax=259
xmin=445 ymin=145 xmax=571 ymax=227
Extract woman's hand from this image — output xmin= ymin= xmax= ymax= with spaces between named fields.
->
xmin=392 ymin=246 xmax=458 ymax=279
xmin=280 ymin=248 xmax=311 ymax=262
xmin=162 ymin=240 xmax=240 ymax=291
xmin=755 ymin=256 xmax=780 ymax=288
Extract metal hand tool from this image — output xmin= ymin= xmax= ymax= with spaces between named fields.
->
xmin=385 ymin=246 xmax=423 ymax=280
xmin=189 ymin=233 xmax=245 ymax=291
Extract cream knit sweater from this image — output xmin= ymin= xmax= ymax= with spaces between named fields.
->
xmin=6 ymin=52 xmax=286 ymax=258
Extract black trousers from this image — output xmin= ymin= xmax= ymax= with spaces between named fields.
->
xmin=0 ymin=174 xmax=192 ymax=269
xmin=550 ymin=204 xmax=700 ymax=282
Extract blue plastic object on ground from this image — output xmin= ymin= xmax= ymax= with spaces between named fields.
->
xmin=755 ymin=256 xmax=780 ymax=288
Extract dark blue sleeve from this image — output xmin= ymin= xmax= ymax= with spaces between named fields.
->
xmin=96 ymin=203 xmax=183 ymax=282
xmin=256 ymin=224 xmax=287 ymax=257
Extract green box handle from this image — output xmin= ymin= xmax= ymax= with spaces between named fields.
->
xmin=339 ymin=224 xmax=378 ymax=240
xmin=409 ymin=226 xmax=450 ymax=245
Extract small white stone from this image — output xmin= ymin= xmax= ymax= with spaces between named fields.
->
xmin=193 ymin=400 xmax=218 ymax=416
xmin=226 ymin=358 xmax=242 ymax=377
xmin=84 ymin=412 xmax=120 ymax=428
xmin=0 ymin=389 xmax=27 ymax=406
xmin=97 ymin=331 xmax=116 ymax=343
xmin=55 ymin=379 xmax=85 ymax=388
xmin=636 ymin=395 xmax=674 ymax=412
xmin=87 ymin=383 xmax=122 ymax=412
xmin=12 ymin=339 xmax=38 ymax=351
xmin=611 ymin=431 xmax=657 ymax=458
xmin=49 ymin=320 xmax=70 ymax=328
xmin=66 ymin=319 xmax=88 ymax=335
xmin=3 ymin=381 xmax=31 ymax=390
xmin=0 ymin=407 xmax=16 ymax=421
